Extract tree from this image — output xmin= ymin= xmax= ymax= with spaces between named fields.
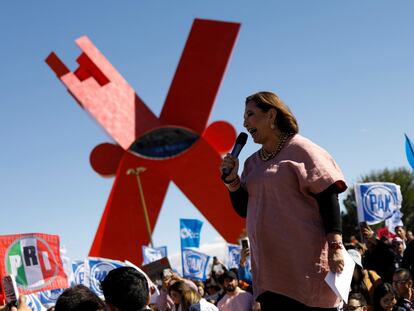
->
xmin=341 ymin=167 xmax=414 ymax=242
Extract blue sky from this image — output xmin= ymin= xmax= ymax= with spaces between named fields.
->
xmin=1 ymin=1 xmax=414 ymax=262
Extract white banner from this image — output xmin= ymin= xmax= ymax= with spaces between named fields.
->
xmin=182 ymin=249 xmax=210 ymax=281
xmin=354 ymin=182 xmax=402 ymax=225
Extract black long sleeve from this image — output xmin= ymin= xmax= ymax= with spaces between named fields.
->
xmin=314 ymin=184 xmax=342 ymax=234
xmin=229 ymin=187 xmax=248 ymax=218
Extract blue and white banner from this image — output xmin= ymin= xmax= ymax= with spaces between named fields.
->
xmin=355 ymin=182 xmax=403 ymax=225
xmin=84 ymin=257 xmax=125 ymax=298
xmin=25 ymin=294 xmax=47 ymax=311
xmin=142 ymin=245 xmax=168 ymax=264
xmin=38 ymin=288 xmax=65 ymax=308
xmin=385 ymin=210 xmax=404 ymax=234
xmin=71 ymin=260 xmax=85 ymax=286
xmin=227 ymin=244 xmax=241 ymax=269
xmin=180 ymin=219 xmax=203 ymax=249
xmin=182 ymin=249 xmax=210 ymax=281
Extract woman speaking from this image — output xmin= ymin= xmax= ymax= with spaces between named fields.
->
xmin=220 ymin=91 xmax=347 ymax=310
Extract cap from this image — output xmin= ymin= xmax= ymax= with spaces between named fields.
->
xmin=393 ymin=237 xmax=404 ymax=244
xmin=347 ymin=249 xmax=363 ymax=268
xmin=222 ymin=270 xmax=238 ymax=280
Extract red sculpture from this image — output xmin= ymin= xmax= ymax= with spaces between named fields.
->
xmin=45 ymin=19 xmax=244 ymax=264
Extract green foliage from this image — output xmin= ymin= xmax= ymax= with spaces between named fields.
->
xmin=341 ymin=167 xmax=414 ymax=242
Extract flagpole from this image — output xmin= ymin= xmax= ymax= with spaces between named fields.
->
xmin=127 ymin=167 xmax=154 ymax=247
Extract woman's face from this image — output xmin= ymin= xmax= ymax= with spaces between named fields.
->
xmin=243 ymin=101 xmax=275 ymax=144
xmin=170 ymin=290 xmax=181 ymax=304
xmin=380 ymin=292 xmax=396 ymax=311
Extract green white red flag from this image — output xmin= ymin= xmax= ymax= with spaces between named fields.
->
xmin=0 ymin=233 xmax=68 ymax=294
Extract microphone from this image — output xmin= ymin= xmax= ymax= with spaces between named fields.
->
xmin=221 ymin=132 xmax=248 ymax=180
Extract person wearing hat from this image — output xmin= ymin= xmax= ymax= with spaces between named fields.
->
xmin=392 ymin=237 xmax=404 ymax=270
xmin=216 ymin=270 xmax=253 ymax=311
xmin=348 ymin=248 xmax=382 ymax=309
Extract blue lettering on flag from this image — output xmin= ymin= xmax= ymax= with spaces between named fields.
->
xmin=88 ymin=259 xmax=124 ymax=298
xmin=72 ymin=260 xmax=85 ymax=285
xmin=182 ymin=249 xmax=210 ymax=281
xmin=38 ymin=288 xmax=65 ymax=307
xmin=355 ymin=183 xmax=402 ymax=225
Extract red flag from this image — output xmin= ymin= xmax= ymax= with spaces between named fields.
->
xmin=0 ymin=233 xmax=68 ymax=294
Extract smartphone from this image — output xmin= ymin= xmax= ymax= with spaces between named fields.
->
xmin=2 ymin=275 xmax=19 ymax=307
xmin=241 ymin=237 xmax=249 ymax=250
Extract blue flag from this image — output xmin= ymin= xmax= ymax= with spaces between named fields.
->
xmin=227 ymin=244 xmax=241 ymax=269
xmin=385 ymin=210 xmax=404 ymax=233
xmin=405 ymin=134 xmax=414 ymax=171
xmin=25 ymin=294 xmax=47 ymax=311
xmin=181 ymin=248 xmax=210 ymax=281
xmin=355 ymin=182 xmax=402 ymax=225
xmin=84 ymin=257 xmax=125 ymax=298
xmin=71 ymin=260 xmax=85 ymax=286
xmin=38 ymin=288 xmax=65 ymax=308
xmin=180 ymin=219 xmax=203 ymax=249
xmin=142 ymin=245 xmax=168 ymax=264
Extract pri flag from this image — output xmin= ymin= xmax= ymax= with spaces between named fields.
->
xmin=355 ymin=182 xmax=403 ymax=225
xmin=180 ymin=219 xmax=203 ymax=249
xmin=142 ymin=245 xmax=168 ymax=265
xmin=182 ymin=249 xmax=210 ymax=281
xmin=0 ymin=233 xmax=68 ymax=294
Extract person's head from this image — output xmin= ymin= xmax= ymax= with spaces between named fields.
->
xmin=168 ymin=280 xmax=200 ymax=311
xmin=54 ymin=285 xmax=105 ymax=311
xmin=192 ymin=280 xmax=205 ymax=297
xmin=101 ymin=267 xmax=150 ymax=311
xmin=205 ymin=278 xmax=220 ymax=295
xmin=407 ymin=230 xmax=414 ymax=241
xmin=392 ymin=237 xmax=404 ymax=255
xmin=243 ymin=91 xmax=299 ymax=145
xmin=392 ymin=268 xmax=413 ymax=298
xmin=222 ymin=270 xmax=238 ymax=294
xmin=373 ymin=283 xmax=397 ymax=311
xmin=345 ymin=292 xmax=368 ymax=311
xmin=395 ymin=226 xmax=407 ymax=240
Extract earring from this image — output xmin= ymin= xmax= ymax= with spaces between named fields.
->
xmin=270 ymin=124 xmax=275 ymax=130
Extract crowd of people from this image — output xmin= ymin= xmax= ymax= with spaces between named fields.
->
xmin=3 ymin=224 xmax=414 ymax=311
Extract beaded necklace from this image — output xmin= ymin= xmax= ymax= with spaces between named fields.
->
xmin=259 ymin=132 xmax=292 ymax=161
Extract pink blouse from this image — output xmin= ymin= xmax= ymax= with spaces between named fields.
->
xmin=241 ymin=134 xmax=347 ymax=308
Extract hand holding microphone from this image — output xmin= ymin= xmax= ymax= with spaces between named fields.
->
xmin=220 ymin=132 xmax=248 ymax=182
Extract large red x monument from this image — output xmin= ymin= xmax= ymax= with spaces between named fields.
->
xmin=45 ymin=19 xmax=245 ymax=264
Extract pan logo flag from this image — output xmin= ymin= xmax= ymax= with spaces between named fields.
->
xmin=182 ymin=249 xmax=210 ymax=281
xmin=142 ymin=245 xmax=168 ymax=264
xmin=227 ymin=244 xmax=241 ymax=269
xmin=85 ymin=257 xmax=125 ymax=298
xmin=355 ymin=182 xmax=402 ymax=225
xmin=0 ymin=233 xmax=68 ymax=294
